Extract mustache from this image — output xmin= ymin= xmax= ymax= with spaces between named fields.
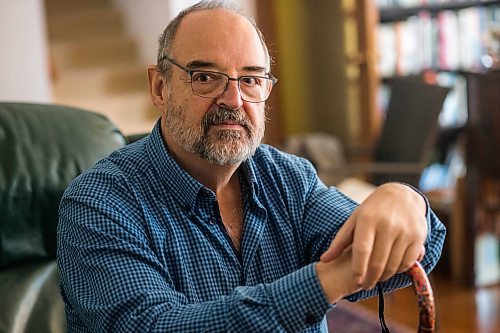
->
xmin=202 ymin=107 xmax=252 ymax=133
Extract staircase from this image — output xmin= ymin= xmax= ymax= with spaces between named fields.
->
xmin=45 ymin=0 xmax=158 ymax=135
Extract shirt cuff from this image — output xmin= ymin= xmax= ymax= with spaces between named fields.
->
xmin=267 ymin=263 xmax=330 ymax=332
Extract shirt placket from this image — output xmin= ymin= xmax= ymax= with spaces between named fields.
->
xmin=196 ymin=190 xmax=242 ymax=272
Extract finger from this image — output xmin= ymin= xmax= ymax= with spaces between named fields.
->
xmin=396 ymin=242 xmax=423 ymax=273
xmin=320 ymin=214 xmax=356 ymax=262
xmin=351 ymin=220 xmax=376 ymax=286
xmin=379 ymin=237 xmax=407 ymax=281
xmin=417 ymin=244 xmax=426 ymax=262
xmin=361 ymin=230 xmax=395 ymax=289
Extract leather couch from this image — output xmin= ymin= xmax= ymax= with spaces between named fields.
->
xmin=0 ymin=103 xmax=128 ymax=332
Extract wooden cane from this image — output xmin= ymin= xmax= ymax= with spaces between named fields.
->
xmin=407 ymin=261 xmax=436 ymax=333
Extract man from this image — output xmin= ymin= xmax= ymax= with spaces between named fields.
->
xmin=57 ymin=1 xmax=445 ymax=332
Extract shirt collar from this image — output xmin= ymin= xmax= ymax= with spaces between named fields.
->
xmin=239 ymin=158 xmax=260 ymax=199
xmin=146 ymin=121 xmax=203 ymax=211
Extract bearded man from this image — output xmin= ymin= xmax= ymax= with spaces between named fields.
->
xmin=57 ymin=1 xmax=445 ymax=332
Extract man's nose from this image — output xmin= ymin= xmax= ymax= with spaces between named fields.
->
xmin=216 ymin=79 xmax=244 ymax=110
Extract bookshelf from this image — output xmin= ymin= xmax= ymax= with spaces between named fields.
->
xmin=376 ymin=0 xmax=500 ymax=137
xmin=377 ymin=0 xmax=500 ymax=77
xmin=378 ymin=0 xmax=500 ymax=23
xmin=375 ymin=1 xmax=500 ymax=287
xmin=461 ymin=70 xmax=500 ymax=287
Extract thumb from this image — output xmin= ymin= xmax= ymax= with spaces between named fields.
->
xmin=320 ymin=214 xmax=356 ymax=262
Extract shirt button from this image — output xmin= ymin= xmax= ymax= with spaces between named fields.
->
xmin=209 ymin=217 xmax=217 ymax=225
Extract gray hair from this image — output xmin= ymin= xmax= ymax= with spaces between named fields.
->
xmin=156 ymin=0 xmax=271 ymax=78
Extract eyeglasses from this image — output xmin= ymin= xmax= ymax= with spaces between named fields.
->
xmin=159 ymin=56 xmax=277 ymax=103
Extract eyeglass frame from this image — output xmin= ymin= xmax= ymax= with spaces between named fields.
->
xmin=158 ymin=56 xmax=278 ymax=103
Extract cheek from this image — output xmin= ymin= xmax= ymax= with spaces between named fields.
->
xmin=166 ymin=84 xmax=205 ymax=119
xmin=175 ymin=95 xmax=213 ymax=127
xmin=246 ymin=104 xmax=266 ymax=126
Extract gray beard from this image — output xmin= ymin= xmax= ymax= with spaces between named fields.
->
xmin=165 ymin=103 xmax=265 ymax=165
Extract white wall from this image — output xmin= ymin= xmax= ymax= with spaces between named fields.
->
xmin=113 ymin=0 xmax=256 ymax=65
xmin=0 ymin=0 xmax=52 ymax=102
xmin=112 ymin=0 xmax=172 ymax=65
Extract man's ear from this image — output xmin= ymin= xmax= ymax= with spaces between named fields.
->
xmin=148 ymin=65 xmax=167 ymax=108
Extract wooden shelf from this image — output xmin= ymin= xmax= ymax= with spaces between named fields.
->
xmin=379 ymin=0 xmax=500 ymax=22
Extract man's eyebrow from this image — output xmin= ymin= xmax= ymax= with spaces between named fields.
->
xmin=186 ymin=60 xmax=267 ymax=74
xmin=242 ymin=65 xmax=267 ymax=74
xmin=186 ymin=60 xmax=215 ymax=69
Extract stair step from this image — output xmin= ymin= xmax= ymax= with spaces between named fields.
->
xmin=45 ymin=0 xmax=156 ymax=136
xmin=53 ymin=64 xmax=147 ymax=97
xmin=50 ymin=36 xmax=138 ymax=70
xmin=47 ymin=7 xmax=125 ymax=41
xmin=45 ymin=0 xmax=113 ymax=15
xmin=54 ymin=92 xmax=158 ymax=135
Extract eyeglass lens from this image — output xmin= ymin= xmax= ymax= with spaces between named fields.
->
xmin=190 ymin=71 xmax=272 ymax=102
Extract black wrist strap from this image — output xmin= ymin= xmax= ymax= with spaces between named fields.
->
xmin=377 ymin=283 xmax=391 ymax=333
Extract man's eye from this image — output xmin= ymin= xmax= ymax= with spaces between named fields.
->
xmin=240 ymin=76 xmax=261 ymax=86
xmin=192 ymin=72 xmax=220 ymax=83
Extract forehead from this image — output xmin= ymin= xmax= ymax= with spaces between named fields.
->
xmin=171 ymin=9 xmax=267 ymax=70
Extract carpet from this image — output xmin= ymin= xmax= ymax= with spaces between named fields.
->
xmin=327 ymin=301 xmax=414 ymax=333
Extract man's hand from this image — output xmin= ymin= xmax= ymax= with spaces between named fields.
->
xmin=316 ymin=247 xmax=362 ymax=304
xmin=320 ymin=183 xmax=427 ymax=290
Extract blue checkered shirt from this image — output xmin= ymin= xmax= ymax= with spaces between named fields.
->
xmin=57 ymin=121 xmax=445 ymax=332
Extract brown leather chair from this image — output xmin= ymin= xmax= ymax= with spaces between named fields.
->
xmin=0 ymin=102 xmax=127 ymax=332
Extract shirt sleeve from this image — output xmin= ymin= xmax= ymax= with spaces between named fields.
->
xmin=57 ymin=195 xmax=331 ymax=332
